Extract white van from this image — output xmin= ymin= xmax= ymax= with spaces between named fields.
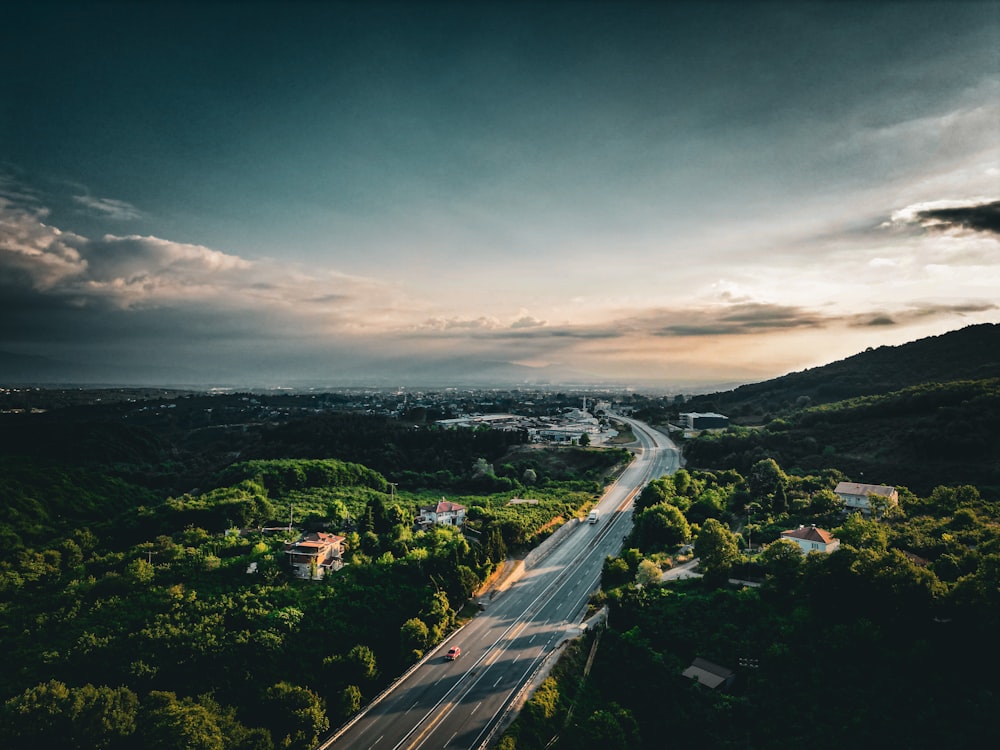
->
xmin=588 ymin=510 xmax=599 ymax=524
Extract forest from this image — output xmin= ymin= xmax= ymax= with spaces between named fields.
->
xmin=0 ymin=397 xmax=629 ymax=750
xmin=501 ymin=460 xmax=1000 ymax=749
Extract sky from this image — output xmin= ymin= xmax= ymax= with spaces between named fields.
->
xmin=1 ymin=0 xmax=998 ymax=389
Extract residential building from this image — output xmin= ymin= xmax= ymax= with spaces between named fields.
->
xmin=780 ymin=525 xmax=840 ymax=554
xmin=284 ymin=531 xmax=345 ymax=580
xmin=417 ymin=499 xmax=467 ymax=527
xmin=834 ymin=481 xmax=898 ymax=513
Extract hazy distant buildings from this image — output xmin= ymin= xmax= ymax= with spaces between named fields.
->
xmin=434 ymin=401 xmax=609 ymax=445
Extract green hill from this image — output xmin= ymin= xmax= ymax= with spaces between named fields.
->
xmin=685 ymin=323 xmax=1000 ymax=419
xmin=680 ymin=325 xmax=1000 ymax=495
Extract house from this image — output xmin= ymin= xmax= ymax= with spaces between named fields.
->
xmin=834 ymin=481 xmax=898 ymax=513
xmin=417 ymin=499 xmax=467 ymax=528
xmin=284 ymin=531 xmax=345 ymax=580
xmin=780 ymin=525 xmax=840 ymax=554
xmin=682 ymin=658 xmax=735 ymax=690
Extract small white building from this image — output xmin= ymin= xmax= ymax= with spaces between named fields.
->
xmin=417 ymin=499 xmax=467 ymax=527
xmin=780 ymin=525 xmax=840 ymax=554
xmin=834 ymin=481 xmax=898 ymax=513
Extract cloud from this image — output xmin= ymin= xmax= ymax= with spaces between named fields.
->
xmin=889 ymin=199 xmax=1000 ymax=236
xmin=72 ymin=194 xmax=142 ymax=220
xmin=911 ymin=201 xmax=1000 ymax=235
xmin=0 ymin=196 xmax=88 ymax=290
xmin=645 ymin=303 xmax=825 ymax=337
xmin=510 ymin=315 xmax=546 ymax=329
xmin=418 ymin=316 xmax=504 ymax=331
xmin=848 ymin=302 xmax=998 ymax=328
xmin=0 ymin=184 xmax=399 ymax=358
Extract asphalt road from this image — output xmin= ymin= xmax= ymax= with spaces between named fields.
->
xmin=320 ymin=417 xmax=679 ymax=750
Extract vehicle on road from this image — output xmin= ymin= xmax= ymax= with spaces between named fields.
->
xmin=445 ymin=646 xmax=461 ymax=661
xmin=588 ymin=510 xmax=599 ymax=524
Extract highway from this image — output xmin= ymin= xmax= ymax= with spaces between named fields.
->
xmin=320 ymin=416 xmax=679 ymax=750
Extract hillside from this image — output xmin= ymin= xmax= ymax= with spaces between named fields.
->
xmin=673 ymin=325 xmax=1000 ymax=495
xmin=684 ymin=323 xmax=1000 ymax=419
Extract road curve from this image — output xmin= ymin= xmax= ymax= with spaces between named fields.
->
xmin=318 ymin=417 xmax=679 ymax=750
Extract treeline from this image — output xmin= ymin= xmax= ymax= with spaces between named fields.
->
xmin=501 ymin=460 xmax=1000 ymax=749
xmin=0 ymin=398 xmax=531 ymax=496
xmin=683 ymin=378 xmax=1000 ymax=495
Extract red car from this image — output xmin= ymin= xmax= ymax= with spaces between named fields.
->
xmin=445 ymin=646 xmax=461 ymax=661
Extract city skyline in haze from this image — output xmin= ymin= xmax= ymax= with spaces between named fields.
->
xmin=2 ymin=1 xmax=998 ymax=389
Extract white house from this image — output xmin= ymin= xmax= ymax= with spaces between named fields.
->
xmin=834 ymin=481 xmax=898 ymax=513
xmin=284 ymin=531 xmax=345 ymax=580
xmin=417 ymin=499 xmax=467 ymax=527
xmin=780 ymin=525 xmax=840 ymax=554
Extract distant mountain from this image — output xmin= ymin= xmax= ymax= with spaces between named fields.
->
xmin=685 ymin=323 xmax=1000 ymax=417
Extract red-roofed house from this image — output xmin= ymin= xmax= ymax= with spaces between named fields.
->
xmin=284 ymin=531 xmax=345 ymax=580
xmin=417 ymin=499 xmax=467 ymax=528
xmin=780 ymin=525 xmax=840 ymax=554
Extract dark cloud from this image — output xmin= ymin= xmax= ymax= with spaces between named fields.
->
xmin=849 ymin=302 xmax=997 ymax=328
xmin=905 ymin=200 xmax=1000 ymax=235
xmin=651 ymin=303 xmax=824 ymax=337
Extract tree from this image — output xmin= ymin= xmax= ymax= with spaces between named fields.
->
xmin=633 ymin=503 xmax=691 ymax=552
xmin=747 ymin=458 xmax=786 ymax=502
xmin=636 ymin=559 xmax=661 ymax=587
xmin=673 ymin=469 xmax=692 ymax=496
xmin=771 ymin=483 xmax=788 ymax=514
xmin=602 ymin=555 xmax=631 ymax=589
xmin=759 ymin=538 xmax=804 ymax=588
xmin=138 ymin=691 xmax=224 ymax=750
xmin=263 ymin=682 xmax=329 ymax=750
xmin=636 ymin=477 xmax=678 ymax=512
xmin=0 ymin=680 xmax=139 ymax=750
xmin=835 ymin=513 xmax=888 ymax=551
xmin=810 ymin=488 xmax=844 ymax=515
xmin=579 ymin=432 xmax=590 ymax=446
xmin=345 ymin=644 xmax=379 ymax=687
xmin=694 ymin=518 xmax=740 ymax=577
xmin=338 ymin=685 xmax=362 ymax=721
xmin=577 ymin=704 xmax=641 ymax=750
xmin=422 ymin=590 xmax=455 ymax=642
xmin=484 ymin=527 xmax=507 ymax=564
xmin=400 ymin=617 xmax=430 ymax=662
